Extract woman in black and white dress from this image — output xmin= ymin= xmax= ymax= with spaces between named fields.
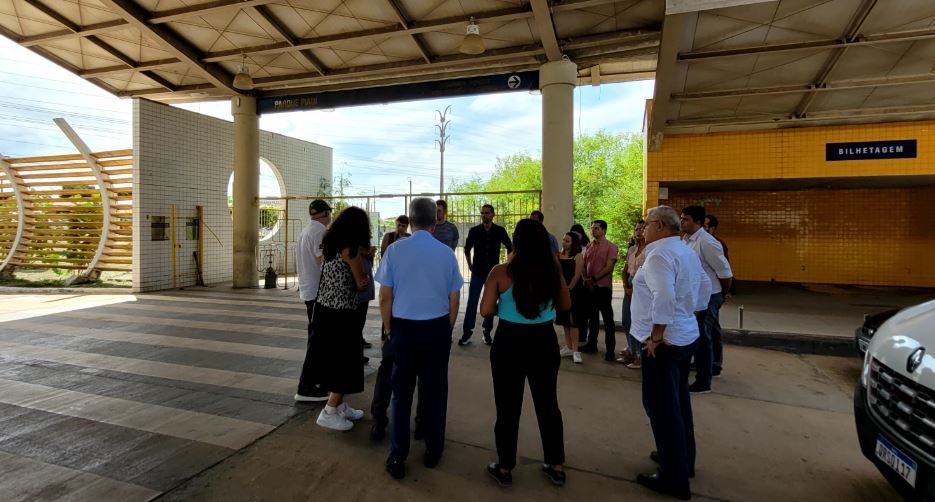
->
xmin=313 ymin=206 xmax=372 ymax=431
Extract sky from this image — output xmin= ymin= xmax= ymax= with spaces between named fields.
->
xmin=0 ymin=35 xmax=654 ymax=212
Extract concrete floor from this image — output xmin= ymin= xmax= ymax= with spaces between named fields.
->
xmin=0 ymin=287 xmax=902 ymax=501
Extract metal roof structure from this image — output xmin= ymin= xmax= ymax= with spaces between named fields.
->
xmin=4 ymin=0 xmax=934 ymax=135
xmin=651 ymin=0 xmax=935 ymax=136
xmin=0 ymin=0 xmax=662 ymax=103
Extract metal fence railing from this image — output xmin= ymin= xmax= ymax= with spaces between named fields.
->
xmin=255 ymin=190 xmax=542 ymax=290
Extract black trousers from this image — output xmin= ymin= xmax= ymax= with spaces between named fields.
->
xmin=371 ymin=336 xmax=424 ymax=430
xmin=297 ymin=300 xmax=322 ymax=395
xmin=389 ymin=316 xmax=452 ymax=463
xmin=490 ymin=320 xmax=565 ymax=470
xmin=584 ymin=286 xmax=616 ymax=355
xmin=641 ymin=342 xmax=695 ymax=484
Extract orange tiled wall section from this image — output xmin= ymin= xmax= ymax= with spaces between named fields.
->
xmin=647 ymin=120 xmax=935 ymax=184
xmin=666 ymin=188 xmax=935 ymax=287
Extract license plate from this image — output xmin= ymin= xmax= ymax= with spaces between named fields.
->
xmin=876 ymin=436 xmax=917 ymax=487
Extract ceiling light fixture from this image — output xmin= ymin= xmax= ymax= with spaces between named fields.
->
xmin=459 ymin=17 xmax=485 ymax=55
xmin=233 ymin=53 xmax=254 ymax=91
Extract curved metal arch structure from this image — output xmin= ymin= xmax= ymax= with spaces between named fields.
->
xmin=0 ymin=148 xmax=134 ymax=278
xmin=0 ymin=159 xmax=27 ymax=273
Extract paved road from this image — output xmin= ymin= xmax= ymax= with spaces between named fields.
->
xmin=0 ymin=287 xmax=900 ymax=501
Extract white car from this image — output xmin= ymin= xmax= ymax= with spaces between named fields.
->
xmin=855 ymin=299 xmax=935 ymax=500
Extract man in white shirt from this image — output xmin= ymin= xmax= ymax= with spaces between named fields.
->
xmin=631 ymin=205 xmax=711 ymax=501
xmin=295 ymin=199 xmax=332 ymax=403
xmin=680 ymin=205 xmax=733 ymax=393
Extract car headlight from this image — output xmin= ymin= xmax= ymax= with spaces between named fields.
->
xmin=861 ymin=348 xmax=871 ymax=387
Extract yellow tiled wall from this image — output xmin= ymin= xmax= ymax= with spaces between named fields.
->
xmin=646 ymin=119 xmax=935 ymax=287
xmin=647 ymin=120 xmax=935 ymax=186
xmin=665 ymin=188 xmax=935 ymax=287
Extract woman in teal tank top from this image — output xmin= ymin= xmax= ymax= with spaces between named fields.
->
xmin=480 ymin=218 xmax=571 ymax=487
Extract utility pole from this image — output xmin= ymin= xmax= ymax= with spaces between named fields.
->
xmin=435 ymin=105 xmax=451 ymax=197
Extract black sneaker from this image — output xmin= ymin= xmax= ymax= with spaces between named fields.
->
xmin=542 ymin=464 xmax=566 ymax=486
xmin=712 ymin=367 xmax=722 ymax=378
xmin=688 ymin=382 xmax=711 ymax=394
xmin=483 ymin=333 xmax=492 ymax=345
xmin=424 ymin=452 xmax=441 ymax=469
xmin=386 ymin=460 xmax=405 ymax=480
xmin=636 ymin=473 xmax=690 ymax=500
xmin=487 ymin=463 xmax=512 ymax=487
xmin=580 ymin=345 xmax=598 ymax=354
xmin=458 ymin=336 xmax=472 ymax=346
xmin=650 ymin=451 xmax=694 ymax=478
xmin=370 ymin=424 xmax=386 ymax=441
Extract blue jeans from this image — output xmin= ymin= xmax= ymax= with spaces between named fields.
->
xmin=621 ymin=294 xmax=640 ymax=359
xmin=641 ymin=343 xmax=695 ymax=484
xmin=461 ymin=270 xmax=493 ymax=340
xmin=389 ymin=316 xmax=452 ymax=463
xmin=693 ymin=292 xmax=724 ymax=387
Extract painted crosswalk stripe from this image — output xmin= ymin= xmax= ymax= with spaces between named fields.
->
xmin=61 ymin=311 xmax=307 ymax=339
xmin=0 ymin=378 xmax=275 ymax=449
xmin=0 ymin=450 xmax=159 ymax=502
xmin=110 ymin=302 xmax=307 ymax=322
xmin=0 ymin=340 xmax=296 ymax=396
xmin=5 ymin=321 xmax=305 ymax=361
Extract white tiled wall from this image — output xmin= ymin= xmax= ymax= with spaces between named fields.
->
xmin=133 ymin=99 xmax=332 ymax=292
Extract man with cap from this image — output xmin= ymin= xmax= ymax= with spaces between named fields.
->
xmin=295 ymin=199 xmax=333 ymax=402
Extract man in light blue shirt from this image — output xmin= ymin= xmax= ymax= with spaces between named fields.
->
xmin=630 ymin=205 xmax=711 ymax=501
xmin=375 ymin=197 xmax=463 ymax=480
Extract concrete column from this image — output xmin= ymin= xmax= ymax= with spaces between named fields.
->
xmin=539 ymin=59 xmax=577 ymax=239
xmin=231 ymin=95 xmax=259 ymax=288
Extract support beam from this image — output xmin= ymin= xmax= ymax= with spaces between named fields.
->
xmin=54 ymin=118 xmax=111 ymax=282
xmin=19 ymin=1 xmax=276 ymax=46
xmin=231 ymin=96 xmax=259 ymax=288
xmin=666 ymin=103 xmax=935 ymax=128
xmin=80 ymin=59 xmax=180 ymax=78
xmin=24 ymin=0 xmax=177 ymax=91
xmin=794 ymin=0 xmax=877 ymax=118
xmin=20 ymin=20 xmax=127 ymax=46
xmin=385 ymin=0 xmax=433 ymax=63
xmin=665 ymin=0 xmax=776 ymax=14
xmin=251 ymin=5 xmax=327 ymax=76
xmin=672 ymin=74 xmax=935 ymax=101
xmin=679 ymin=25 xmax=935 ymax=62
xmin=539 ymin=59 xmax=577 ymax=239
xmin=649 ymin=12 xmax=696 ymax=150
xmin=0 ymin=24 xmax=120 ymax=96
xmin=530 ymin=0 xmax=563 ymax=61
xmin=203 ymin=5 xmax=534 ymax=62
xmin=23 ymin=0 xmax=77 ymax=31
xmin=250 ymin=43 xmax=546 ymax=89
xmin=96 ymin=0 xmax=236 ymax=94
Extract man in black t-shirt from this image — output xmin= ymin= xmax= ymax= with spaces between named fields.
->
xmin=458 ymin=204 xmax=512 ymax=346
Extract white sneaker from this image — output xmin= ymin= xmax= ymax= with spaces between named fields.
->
xmin=559 ymin=346 xmax=573 ymax=358
xmin=317 ymin=409 xmax=353 ymax=431
xmin=573 ymin=352 xmax=583 ymax=364
xmin=338 ymin=402 xmax=364 ymax=421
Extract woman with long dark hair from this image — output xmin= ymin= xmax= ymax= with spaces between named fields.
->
xmin=569 ymin=223 xmax=590 ymax=248
xmin=480 ymin=218 xmax=571 ymax=487
xmin=314 ymin=206 xmax=372 ymax=431
xmin=556 ymin=231 xmax=585 ymax=364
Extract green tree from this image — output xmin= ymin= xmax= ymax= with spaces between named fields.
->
xmin=449 ymin=131 xmax=645 ymax=270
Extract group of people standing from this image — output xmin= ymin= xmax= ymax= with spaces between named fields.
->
xmin=293 ymin=195 xmax=732 ymax=500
